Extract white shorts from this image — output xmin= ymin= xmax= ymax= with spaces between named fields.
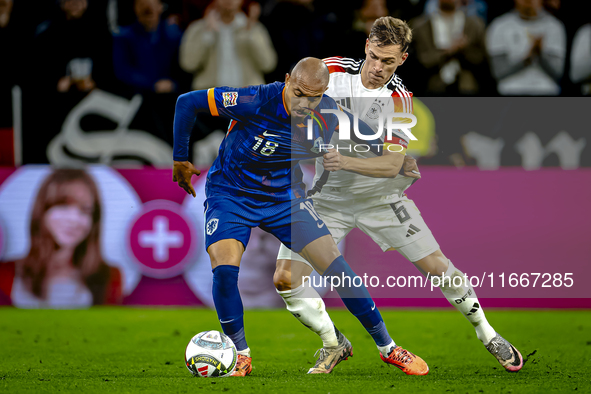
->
xmin=277 ymin=195 xmax=440 ymax=266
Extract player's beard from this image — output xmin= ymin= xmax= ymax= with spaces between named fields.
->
xmin=291 ymin=114 xmax=306 ymax=127
xmin=291 ymin=109 xmax=310 ymax=125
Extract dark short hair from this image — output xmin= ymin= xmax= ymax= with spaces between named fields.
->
xmin=368 ymin=17 xmax=412 ymax=52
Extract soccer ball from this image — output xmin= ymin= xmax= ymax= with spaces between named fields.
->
xmin=185 ymin=330 xmax=237 ymax=377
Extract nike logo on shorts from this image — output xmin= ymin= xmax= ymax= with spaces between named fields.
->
xmin=317 ymin=222 xmax=325 ymax=228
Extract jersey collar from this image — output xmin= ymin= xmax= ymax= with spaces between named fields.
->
xmin=281 ymin=84 xmax=289 ymax=117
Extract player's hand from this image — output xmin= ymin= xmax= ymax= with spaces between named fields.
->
xmin=173 ymin=161 xmax=201 ymax=197
xmin=323 ymin=149 xmax=349 ymax=172
xmin=402 ymin=156 xmax=421 ymax=179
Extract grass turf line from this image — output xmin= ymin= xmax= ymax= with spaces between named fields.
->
xmin=0 ymin=308 xmax=589 ymax=393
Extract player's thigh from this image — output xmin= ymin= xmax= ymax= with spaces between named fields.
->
xmin=208 ymin=239 xmax=245 ymax=269
xmin=261 ymin=198 xmax=331 ymax=254
xmin=355 ymin=197 xmax=440 ymax=258
xmin=313 ymin=198 xmax=354 ymax=245
xmin=273 ymin=199 xmax=354 ymax=285
xmin=204 ymin=195 xmax=256 ymax=267
xmin=298 ymin=234 xmax=342 ymax=275
xmin=294 ymin=199 xmax=358 ymax=273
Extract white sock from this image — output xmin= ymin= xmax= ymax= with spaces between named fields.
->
xmin=435 ymin=260 xmax=496 ymax=345
xmin=237 ymin=347 xmax=251 ymax=357
xmin=377 ymin=340 xmax=396 ymax=357
xmin=277 ymin=282 xmax=339 ymax=348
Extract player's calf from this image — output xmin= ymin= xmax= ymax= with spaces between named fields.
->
xmin=426 ymin=259 xmax=496 ymax=345
xmin=426 ymin=258 xmax=523 ymax=371
xmin=277 ymin=281 xmax=340 ymax=348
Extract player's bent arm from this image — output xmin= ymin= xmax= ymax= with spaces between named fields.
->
xmin=324 ymin=110 xmax=407 ymax=177
xmin=172 ymin=91 xmax=211 ymax=196
xmin=323 ymin=148 xmax=405 ymax=178
xmin=173 ymin=90 xmax=213 ymax=162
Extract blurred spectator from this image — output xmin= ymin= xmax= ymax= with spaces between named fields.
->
xmin=387 ymin=0 xmax=426 ymax=22
xmin=423 ymin=0 xmax=487 ymax=22
xmin=570 ymin=23 xmax=591 ymax=95
xmin=109 ymin=0 xmax=183 ymax=33
xmin=180 ymin=0 xmax=276 ymax=90
xmin=34 ymin=0 xmax=113 ymax=94
xmin=411 ymin=0 xmax=489 ymax=95
xmin=486 ymin=0 xmax=566 ymax=96
xmin=112 ymin=0 xmax=184 ymax=94
xmin=0 ymin=169 xmax=122 ymax=308
xmin=0 ymin=0 xmax=24 ymax=128
xmin=354 ymin=0 xmax=388 ymax=38
xmin=336 ymin=0 xmax=389 ymax=58
xmin=263 ymin=0 xmax=334 ymax=81
xmin=542 ymin=0 xmax=560 ymax=17
xmin=180 ymin=0 xmax=211 ymax=28
xmin=0 ymin=0 xmax=11 ymax=29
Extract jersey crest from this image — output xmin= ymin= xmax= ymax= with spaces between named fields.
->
xmin=222 ymin=92 xmax=238 ymax=107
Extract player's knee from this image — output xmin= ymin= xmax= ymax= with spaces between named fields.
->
xmin=415 ymin=250 xmax=449 ymax=277
xmin=273 ymin=268 xmax=292 ymax=291
xmin=208 ymin=241 xmax=243 ymax=268
xmin=209 ymin=252 xmax=241 ymax=269
xmin=210 ymin=256 xmax=240 ymax=268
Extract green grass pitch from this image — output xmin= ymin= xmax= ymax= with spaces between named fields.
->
xmin=0 ymin=308 xmax=589 ymax=393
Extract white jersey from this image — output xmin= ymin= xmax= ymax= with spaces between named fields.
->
xmin=311 ymin=56 xmax=416 ymax=200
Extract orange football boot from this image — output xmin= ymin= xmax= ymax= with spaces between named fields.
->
xmin=380 ymin=346 xmax=429 ymax=375
xmin=231 ymin=354 xmax=253 ymax=377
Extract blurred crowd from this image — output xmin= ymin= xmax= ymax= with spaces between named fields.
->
xmin=1 ymin=0 xmax=589 ymax=98
xmin=0 ymin=0 xmax=589 ymax=168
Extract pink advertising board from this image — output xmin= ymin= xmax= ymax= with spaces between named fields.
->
xmin=0 ymin=166 xmax=589 ymax=308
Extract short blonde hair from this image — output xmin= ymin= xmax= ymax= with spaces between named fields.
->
xmin=369 ymin=17 xmax=412 ymax=52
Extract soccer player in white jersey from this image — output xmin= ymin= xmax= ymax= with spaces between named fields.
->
xmin=273 ymin=17 xmax=524 ymax=374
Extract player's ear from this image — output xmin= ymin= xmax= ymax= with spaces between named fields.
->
xmin=285 ymin=73 xmax=290 ymax=84
xmin=365 ymin=39 xmax=369 ymax=54
xmin=400 ymin=52 xmax=409 ymax=65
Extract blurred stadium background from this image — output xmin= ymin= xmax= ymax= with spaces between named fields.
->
xmin=0 ymin=0 xmax=589 ymax=308
xmin=0 ymin=0 xmax=589 ymax=391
